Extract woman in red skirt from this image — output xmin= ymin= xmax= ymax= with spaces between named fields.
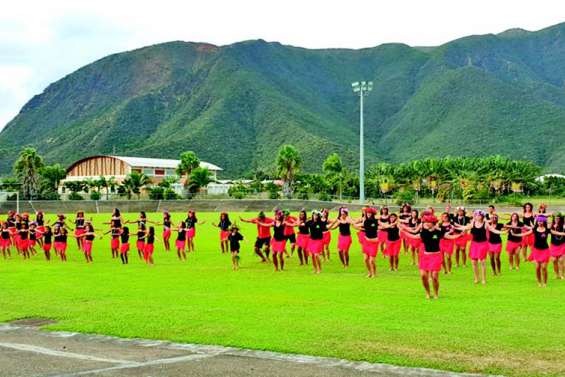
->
xmin=320 ymin=209 xmax=332 ymax=261
xmin=212 ymin=212 xmax=232 ymax=254
xmin=53 ymin=226 xmax=68 ymax=262
xmin=403 ymin=209 xmax=421 ymax=266
xmin=398 ymin=204 xmax=412 ymax=255
xmin=174 ymin=221 xmax=188 ymax=261
xmin=1 ymin=222 xmax=12 ymax=259
xmin=258 ymin=210 xmax=294 ymax=272
xmin=550 ymin=214 xmax=564 ymax=280
xmin=119 ymin=227 xmax=130 ymax=264
xmin=452 ymin=207 xmax=471 ymax=268
xmin=403 ymin=212 xmax=459 ymax=299
xmin=38 ymin=225 xmax=52 ymax=261
xmin=439 ymin=212 xmax=455 ymax=274
xmin=102 ymin=220 xmax=121 ymax=258
xmin=487 ymin=215 xmax=504 ymax=276
xmin=455 ymin=210 xmax=489 ymax=284
xmin=521 ymin=203 xmax=535 ymax=260
xmin=295 ymin=210 xmax=310 ymax=266
xmin=513 ymin=215 xmax=565 ymax=287
xmin=162 ymin=211 xmax=173 ymax=252
xmin=354 ymin=207 xmax=379 ymax=278
xmin=305 ymin=211 xmax=325 ymax=274
xmin=380 ymin=213 xmax=401 ymax=271
xmin=73 ymin=211 xmax=86 ymax=251
xmin=328 ymin=207 xmax=353 ymax=268
xmin=143 ymin=226 xmax=157 ymax=265
xmin=377 ymin=207 xmax=390 ymax=257
xmin=76 ymin=223 xmax=97 ymax=263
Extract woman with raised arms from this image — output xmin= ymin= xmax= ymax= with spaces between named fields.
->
xmin=295 ymin=210 xmax=310 ymax=266
xmin=504 ymin=213 xmax=524 ymax=270
xmin=354 ymin=207 xmax=379 ymax=278
xmin=257 ymin=210 xmax=295 ymax=272
xmin=328 ymin=207 xmax=353 ymax=268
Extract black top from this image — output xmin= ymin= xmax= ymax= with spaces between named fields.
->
xmin=112 ymin=217 xmax=122 ymax=228
xmin=36 ymin=218 xmax=44 ymax=226
xmin=19 ymin=230 xmax=28 ymax=240
xmin=488 ymin=223 xmax=504 ymax=244
xmin=176 ymin=229 xmax=186 ymax=242
xmin=363 ymin=218 xmax=379 ymax=239
xmin=408 ymin=218 xmax=420 ymax=228
xmin=320 ymin=219 xmax=328 ymax=232
xmin=146 ymin=234 xmax=155 ymax=244
xmin=506 ymin=221 xmax=524 ymax=243
xmin=219 ymin=219 xmax=232 ymax=231
xmin=6 ymin=218 xmax=15 ymax=227
xmin=29 ymin=230 xmax=37 ymax=241
xmin=54 ymin=234 xmax=66 ymax=243
xmin=75 ymin=218 xmax=85 ymax=228
xmin=440 ymin=223 xmax=453 ymax=235
xmin=533 ymin=228 xmax=550 ymax=250
xmin=120 ymin=233 xmax=129 ymax=244
xmin=338 ymin=222 xmax=351 ymax=236
xmin=228 ymin=232 xmax=244 ymax=251
xmin=43 ymin=231 xmax=52 ymax=244
xmin=523 ymin=215 xmax=535 ymax=227
xmin=453 ymin=216 xmax=470 ymax=234
xmin=163 ymin=219 xmax=171 ymax=228
xmin=551 ymin=224 xmax=564 ymax=246
xmin=306 ymin=220 xmax=323 ymax=240
xmin=470 ymin=222 xmax=487 ymax=242
xmin=85 ymin=234 xmax=95 ymax=241
xmin=137 ymin=231 xmax=146 ymax=241
xmin=273 ymin=222 xmax=286 ymax=241
xmin=1 ymin=230 xmax=10 ymax=239
xmin=111 ymin=228 xmax=120 ymax=238
xmin=387 ymin=226 xmax=400 ymax=241
xmin=298 ymin=223 xmax=309 ymax=235
xmin=420 ymin=228 xmax=442 ymax=253
xmin=186 ymin=217 xmax=197 ymax=229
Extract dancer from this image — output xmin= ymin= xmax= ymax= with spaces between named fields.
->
xmin=35 ymin=211 xmax=45 ymax=246
xmin=240 ymin=212 xmax=270 ymax=262
xmin=283 ymin=210 xmax=297 ymax=257
xmin=74 ymin=211 xmax=86 ymax=250
xmin=18 ymin=222 xmax=30 ymax=259
xmin=135 ymin=223 xmax=146 ymax=259
xmin=550 ymin=214 xmax=564 ymax=280
xmin=212 ymin=212 xmax=231 ymax=254
xmin=405 ymin=209 xmax=421 ymax=266
xmin=77 ymin=223 xmax=96 ymax=263
xmin=162 ymin=211 xmax=173 ymax=252
xmin=185 ymin=210 xmax=204 ymax=253
xmin=487 ymin=215 xmax=504 ymax=276
xmin=354 ymin=207 xmax=379 ymax=278
xmin=53 ymin=226 xmax=68 ymax=262
xmin=521 ymin=202 xmax=535 ymax=260
xmin=320 ymin=209 xmax=332 ymax=260
xmin=143 ymin=226 xmax=157 ymax=265
xmin=306 ymin=211 xmax=324 ymax=274
xmin=119 ymin=227 xmax=130 ymax=264
xmin=228 ymin=225 xmax=244 ymax=271
xmin=174 ymin=221 xmax=188 ymax=261
xmin=381 ymin=213 xmax=401 ymax=271
xmin=439 ymin=212 xmax=455 ymax=274
xmin=40 ymin=226 xmax=52 ymax=261
xmin=1 ymin=222 xmax=12 ymax=259
xmin=329 ymin=207 xmax=353 ymax=268
xmin=399 ymin=204 xmax=412 ymax=255
xmin=504 ymin=213 xmax=524 ymax=270
xmin=452 ymin=207 xmax=470 ymax=267
xmin=258 ymin=210 xmax=294 ymax=271
xmin=28 ymin=223 xmax=39 ymax=256
xmin=295 ymin=210 xmax=310 ymax=265
xmin=378 ymin=207 xmax=390 ymax=257
xmin=455 ymin=210 xmax=489 ymax=284
xmin=103 ymin=220 xmax=121 ymax=258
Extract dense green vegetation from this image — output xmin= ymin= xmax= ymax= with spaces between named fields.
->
xmin=1 ymin=24 xmax=565 ymax=176
xmin=0 ymin=212 xmax=564 ymax=377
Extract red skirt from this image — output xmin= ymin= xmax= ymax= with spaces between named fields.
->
xmin=357 ymin=231 xmax=366 ymax=245
xmin=440 ymin=238 xmax=454 ymax=255
xmin=322 ymin=231 xmax=331 ymax=246
xmin=0 ymin=239 xmax=11 ymax=248
xmin=297 ymin=234 xmax=309 ymax=249
xmin=308 ymin=239 xmax=323 ymax=255
xmin=408 ymin=237 xmax=422 ymax=249
xmin=111 ymin=237 xmax=120 ymax=250
xmin=75 ymin=228 xmax=85 ymax=237
xmin=187 ymin=228 xmax=196 ymax=239
xmin=528 ymin=247 xmax=550 ymax=263
xmin=469 ymin=241 xmax=488 ymax=260
xmin=163 ymin=228 xmax=172 ymax=240
xmin=455 ymin=233 xmax=470 ymax=248
xmin=120 ymin=243 xmax=130 ymax=253
xmin=136 ymin=240 xmax=145 ymax=250
xmin=419 ymin=251 xmax=442 ymax=272
xmin=83 ymin=240 xmax=93 ymax=254
xmin=386 ymin=239 xmax=401 ymax=256
xmin=144 ymin=243 xmax=155 ymax=254
xmin=506 ymin=240 xmax=521 ymax=253
xmin=377 ymin=230 xmax=388 ymax=244
xmin=338 ymin=234 xmax=352 ymax=252
xmin=19 ymin=239 xmax=29 ymax=249
xmin=42 ymin=243 xmax=51 ymax=252
xmin=522 ymin=232 xmax=534 ymax=247
xmin=175 ymin=240 xmax=186 ymax=250
xmin=270 ymin=239 xmax=287 ymax=253
xmin=550 ymin=244 xmax=565 ymax=258
xmin=488 ymin=242 xmax=502 ymax=254
xmin=220 ymin=230 xmax=230 ymax=241
xmin=362 ymin=238 xmax=378 ymax=257
xmin=54 ymin=242 xmax=67 ymax=253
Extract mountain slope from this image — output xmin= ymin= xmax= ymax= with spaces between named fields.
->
xmin=2 ymin=23 xmax=565 ymax=176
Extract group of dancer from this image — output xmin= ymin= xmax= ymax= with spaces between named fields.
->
xmin=1 ymin=203 xmax=564 ymax=298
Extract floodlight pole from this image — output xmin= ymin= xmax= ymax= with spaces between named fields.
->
xmin=352 ymin=81 xmax=372 ymax=204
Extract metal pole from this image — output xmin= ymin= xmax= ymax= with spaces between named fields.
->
xmin=359 ymin=91 xmax=365 ymax=204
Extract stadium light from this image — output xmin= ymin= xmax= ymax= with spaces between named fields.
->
xmin=352 ymin=80 xmax=373 ymax=204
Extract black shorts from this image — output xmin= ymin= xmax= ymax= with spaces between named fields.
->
xmin=255 ymin=237 xmax=271 ymax=249
xmin=284 ymin=234 xmax=296 ymax=244
xmin=230 ymin=248 xmax=240 ymax=253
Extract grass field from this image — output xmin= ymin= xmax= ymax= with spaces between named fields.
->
xmin=0 ymin=212 xmax=564 ymax=377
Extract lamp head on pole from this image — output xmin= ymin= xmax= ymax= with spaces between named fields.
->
xmin=352 ymin=81 xmax=373 ymax=95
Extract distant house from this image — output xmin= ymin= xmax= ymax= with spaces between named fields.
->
xmin=535 ymin=173 xmax=565 ymax=182
xmin=63 ymin=155 xmax=222 ymax=183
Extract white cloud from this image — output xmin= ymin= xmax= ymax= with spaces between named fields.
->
xmin=1 ymin=0 xmax=564 ymax=129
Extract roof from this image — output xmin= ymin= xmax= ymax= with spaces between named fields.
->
xmin=111 ymin=156 xmax=222 ymax=171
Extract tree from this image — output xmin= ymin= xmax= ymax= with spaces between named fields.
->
xmin=13 ymin=147 xmax=44 ymax=199
xmin=323 ymin=153 xmax=344 ymax=199
xmin=177 ymin=151 xmax=200 ymax=185
xmin=188 ymin=167 xmax=211 ymax=193
xmin=276 ymin=144 xmax=302 ymax=198
xmin=40 ymin=164 xmax=66 ymax=191
xmin=120 ymin=172 xmax=151 ymax=199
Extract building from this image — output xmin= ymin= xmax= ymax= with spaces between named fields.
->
xmin=64 ymin=155 xmax=222 ymax=183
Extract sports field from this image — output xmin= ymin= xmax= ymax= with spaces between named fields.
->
xmin=0 ymin=212 xmax=564 ymax=377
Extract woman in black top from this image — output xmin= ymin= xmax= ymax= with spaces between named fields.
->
xmin=550 ymin=215 xmax=565 ymax=280
xmin=19 ymin=222 xmax=31 ymax=259
xmin=1 ymin=221 xmax=12 ymax=259
xmin=378 ymin=207 xmax=390 ymax=256
xmin=162 ymin=211 xmax=173 ymax=252
xmin=119 ymin=227 xmax=130 ymax=264
xmin=404 ymin=210 xmax=421 ymax=266
xmin=143 ymin=226 xmax=157 ymax=265
xmin=306 ymin=211 xmax=324 ymax=274
xmin=40 ymin=226 xmax=52 ymax=261
xmin=258 ymin=211 xmax=294 ymax=272
xmin=522 ymin=202 xmax=535 ymax=259
xmin=453 ymin=207 xmax=470 ymax=268
xmin=228 ymin=225 xmax=244 ymax=271
xmin=504 ymin=213 xmax=524 ymax=270
xmin=380 ymin=213 xmax=401 ymax=272
xmin=74 ymin=212 xmax=86 ymax=251
xmin=512 ymin=215 xmax=565 ymax=287
xmin=328 ymin=207 xmax=353 ymax=268
xmin=398 ymin=204 xmax=412 ymax=255
xmin=354 ymin=207 xmax=379 ymax=278
xmin=486 ymin=215 xmax=505 ymax=276
xmin=174 ymin=221 xmax=188 ymax=261
xmin=136 ymin=223 xmax=146 ymax=260
xmin=77 ymin=223 xmax=97 ymax=263
xmin=455 ymin=210 xmax=490 ymax=284
xmin=296 ymin=210 xmax=310 ymax=266
xmin=212 ymin=212 xmax=232 ymax=254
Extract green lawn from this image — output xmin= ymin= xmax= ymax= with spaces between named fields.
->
xmin=0 ymin=212 xmax=564 ymax=377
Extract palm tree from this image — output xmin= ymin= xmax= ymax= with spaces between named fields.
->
xmin=188 ymin=167 xmax=212 ymax=193
xmin=121 ymin=172 xmax=151 ymax=199
xmin=323 ymin=153 xmax=344 ymax=199
xmin=276 ymin=145 xmax=302 ymax=198
xmin=13 ymin=147 xmax=44 ymax=199
xmin=177 ymin=151 xmax=200 ymax=187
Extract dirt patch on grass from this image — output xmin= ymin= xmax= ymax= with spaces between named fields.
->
xmin=9 ymin=318 xmax=58 ymax=327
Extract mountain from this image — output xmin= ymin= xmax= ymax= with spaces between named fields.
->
xmin=2 ymin=23 xmax=565 ymax=177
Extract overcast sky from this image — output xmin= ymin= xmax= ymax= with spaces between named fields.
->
xmin=1 ymin=0 xmax=564 ymax=130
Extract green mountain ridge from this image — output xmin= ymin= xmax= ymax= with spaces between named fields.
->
xmin=2 ymin=23 xmax=565 ymax=177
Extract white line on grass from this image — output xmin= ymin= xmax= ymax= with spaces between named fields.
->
xmin=0 ymin=342 xmax=133 ymax=364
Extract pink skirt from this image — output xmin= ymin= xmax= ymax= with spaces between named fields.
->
xmin=386 ymin=239 xmax=401 ymax=256
xmin=19 ymin=239 xmax=29 ymax=249
xmin=506 ymin=240 xmax=522 ymax=253
xmin=322 ymin=231 xmax=331 ymax=246
xmin=419 ymin=251 xmax=442 ymax=272
xmin=522 ymin=232 xmax=534 ymax=247
xmin=54 ymin=242 xmax=67 ymax=252
xmin=187 ymin=228 xmax=196 ymax=239
xmin=440 ymin=238 xmax=454 ymax=255
xmin=338 ymin=234 xmax=352 ymax=252
xmin=83 ymin=240 xmax=93 ymax=254
xmin=270 ymin=239 xmax=287 ymax=253
xmin=74 ymin=228 xmax=85 ymax=237
xmin=111 ymin=238 xmax=120 ymax=249
xmin=455 ymin=233 xmax=470 ymax=248
xmin=550 ymin=244 xmax=565 ymax=258
xmin=42 ymin=243 xmax=51 ymax=252
xmin=175 ymin=240 xmax=186 ymax=250
xmin=357 ymin=231 xmax=366 ymax=245
xmin=220 ymin=230 xmax=229 ymax=241
xmin=377 ymin=231 xmax=388 ymax=243
xmin=528 ymin=247 xmax=550 ymax=263
xmin=308 ymin=239 xmax=323 ymax=255
xmin=362 ymin=238 xmax=378 ymax=257
xmin=488 ymin=242 xmax=502 ymax=254
xmin=297 ymin=234 xmax=309 ymax=249
xmin=120 ymin=243 xmax=130 ymax=253
xmin=136 ymin=240 xmax=145 ymax=250
xmin=469 ymin=241 xmax=488 ymax=260
xmin=0 ymin=239 xmax=10 ymax=248
xmin=144 ymin=243 xmax=155 ymax=254
xmin=163 ymin=228 xmax=172 ymax=239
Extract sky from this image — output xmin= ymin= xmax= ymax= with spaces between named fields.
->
xmin=1 ymin=0 xmax=564 ymax=130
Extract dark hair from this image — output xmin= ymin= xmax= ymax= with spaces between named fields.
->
xmin=381 ymin=207 xmax=389 ymax=215
xmin=258 ymin=211 xmax=266 ymax=219
xmin=411 ymin=209 xmax=419 ymax=218
xmin=488 ymin=205 xmax=495 ymax=210
xmin=299 ymin=210 xmax=307 ymax=221
xmin=163 ymin=211 xmax=170 ymax=220
xmin=221 ymin=212 xmax=230 ymax=222
xmin=140 ymin=211 xmax=147 ymax=219
xmin=179 ymin=221 xmax=186 ymax=229
xmin=87 ymin=223 xmax=94 ymax=232
xmin=523 ymin=202 xmax=533 ymax=212
xmin=113 ymin=208 xmax=121 ymax=217
xmin=510 ymin=212 xmax=520 ymax=223
xmin=122 ymin=226 xmax=130 ymax=236
xmin=148 ymin=226 xmax=155 ymax=236
xmin=76 ymin=211 xmax=84 ymax=217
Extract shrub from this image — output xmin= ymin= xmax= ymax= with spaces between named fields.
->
xmin=68 ymin=192 xmax=83 ymax=200
xmin=89 ymin=191 xmax=101 ymax=200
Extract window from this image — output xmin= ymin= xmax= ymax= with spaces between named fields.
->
xmin=143 ymin=168 xmax=154 ymax=176
xmin=132 ymin=168 xmax=142 ymax=174
xmin=155 ymin=169 xmax=165 ymax=176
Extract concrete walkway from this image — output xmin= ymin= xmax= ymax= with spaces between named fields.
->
xmin=0 ymin=320 xmax=493 ymax=377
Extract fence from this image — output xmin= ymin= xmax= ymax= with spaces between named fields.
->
xmin=1 ymin=198 xmax=560 ymax=214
